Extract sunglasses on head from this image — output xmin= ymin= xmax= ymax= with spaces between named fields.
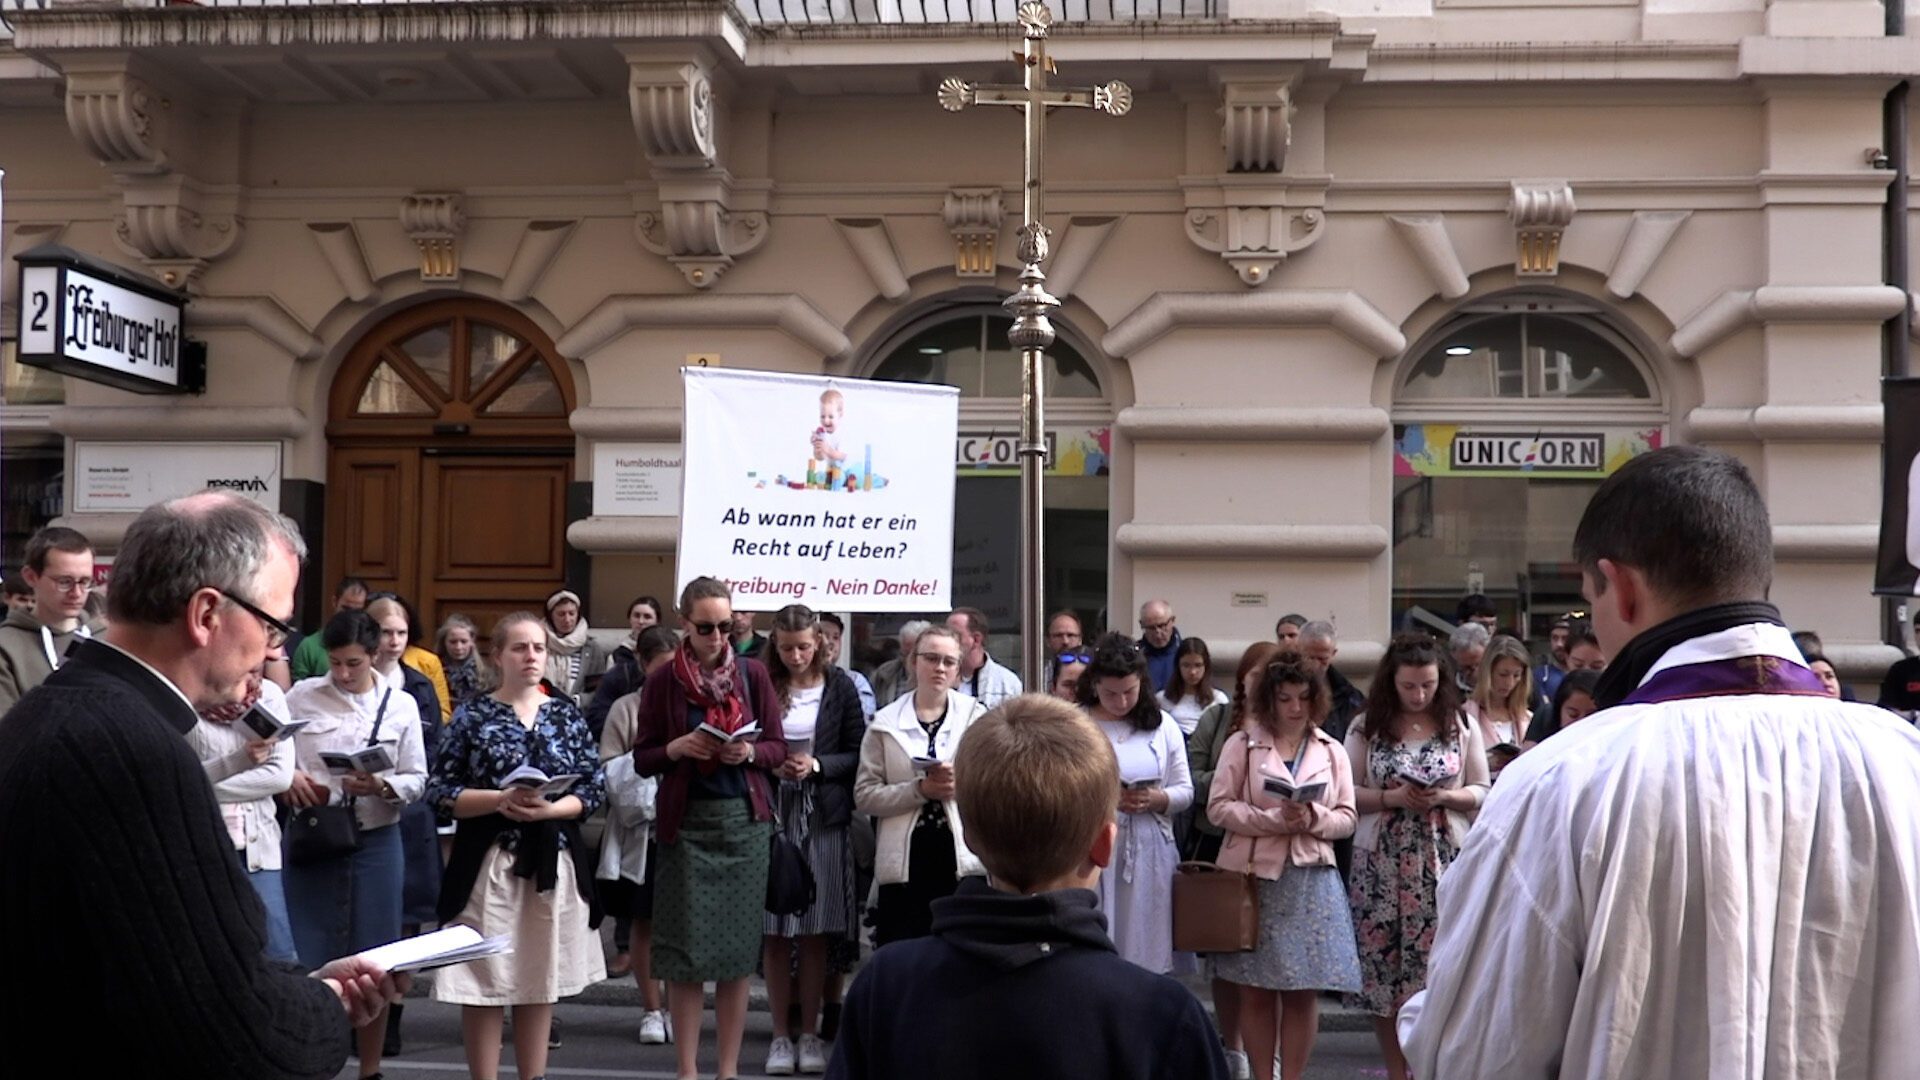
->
xmin=1055 ymin=651 xmax=1093 ymax=665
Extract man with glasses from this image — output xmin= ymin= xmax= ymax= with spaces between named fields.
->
xmin=0 ymin=525 xmax=99 ymax=712
xmin=1136 ymin=599 xmax=1182 ymax=695
xmin=1046 ymin=609 xmax=1084 ymax=656
xmin=0 ymin=490 xmax=406 ymax=1077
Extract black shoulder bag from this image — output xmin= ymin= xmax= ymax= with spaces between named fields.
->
xmin=287 ymin=689 xmax=391 ymax=866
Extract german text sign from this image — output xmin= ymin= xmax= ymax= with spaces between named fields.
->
xmin=678 ymin=367 xmax=958 ymax=612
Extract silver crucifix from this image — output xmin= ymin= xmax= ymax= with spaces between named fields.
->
xmin=938 ymin=0 xmax=1131 ymax=688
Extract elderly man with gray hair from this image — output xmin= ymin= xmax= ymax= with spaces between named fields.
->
xmin=1448 ymin=621 xmax=1492 ymax=699
xmin=1295 ymin=620 xmax=1366 ymax=743
xmin=0 ymin=491 xmax=407 ymax=1079
xmin=871 ymin=618 xmax=933 ymax=709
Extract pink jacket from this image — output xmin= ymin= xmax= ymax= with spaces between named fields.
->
xmin=1207 ymin=725 xmax=1357 ymax=881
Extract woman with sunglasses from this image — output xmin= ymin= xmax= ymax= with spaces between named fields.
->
xmin=1077 ymin=632 xmax=1193 ymax=975
xmin=1051 ymin=649 xmax=1090 ymax=702
xmin=855 ymin=624 xmax=988 ymax=945
xmin=282 ymin=607 xmax=428 ymax=1080
xmin=632 ymin=577 xmax=787 ymax=1080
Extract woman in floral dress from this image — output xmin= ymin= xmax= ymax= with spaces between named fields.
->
xmin=1344 ymin=633 xmax=1490 ymax=1080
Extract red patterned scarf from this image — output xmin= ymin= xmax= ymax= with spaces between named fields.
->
xmin=672 ymin=639 xmax=746 ymax=773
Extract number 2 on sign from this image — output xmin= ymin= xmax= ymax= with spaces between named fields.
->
xmin=29 ymin=291 xmax=48 ymax=332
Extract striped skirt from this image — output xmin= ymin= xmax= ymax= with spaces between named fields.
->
xmin=652 ymin=798 xmax=771 ymax=983
xmin=764 ymin=779 xmax=856 ymax=939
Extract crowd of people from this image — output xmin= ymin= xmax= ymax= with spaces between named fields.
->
xmin=7 ymin=446 xmax=1920 ymax=1080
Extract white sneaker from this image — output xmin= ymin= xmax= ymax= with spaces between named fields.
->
xmin=637 ymin=1009 xmax=668 ymax=1045
xmin=1224 ymin=1049 xmax=1250 ymax=1080
xmin=798 ymin=1033 xmax=829 ymax=1074
xmin=767 ymin=1035 xmax=798 ymax=1076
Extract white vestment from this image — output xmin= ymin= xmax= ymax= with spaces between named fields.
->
xmin=1401 ymin=623 xmax=1920 ymax=1079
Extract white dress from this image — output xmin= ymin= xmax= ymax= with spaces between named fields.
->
xmin=1092 ymin=712 xmax=1193 ymax=975
xmin=1401 ymin=623 xmax=1920 ymax=1079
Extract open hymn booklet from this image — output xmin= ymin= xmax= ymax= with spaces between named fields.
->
xmin=501 ymin=764 xmax=580 ymax=798
xmin=696 ymin=721 xmax=760 ymax=743
xmin=1260 ymin=772 xmax=1328 ymax=804
xmin=352 ymin=925 xmax=513 ymax=974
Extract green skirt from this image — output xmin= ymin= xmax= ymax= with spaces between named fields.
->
xmin=652 ymin=799 xmax=772 ymax=983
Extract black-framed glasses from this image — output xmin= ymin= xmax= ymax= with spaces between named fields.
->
xmin=211 ymin=587 xmax=296 ymax=648
xmin=689 ymin=619 xmax=728 ymax=637
xmin=1140 ymin=618 xmax=1175 ymax=633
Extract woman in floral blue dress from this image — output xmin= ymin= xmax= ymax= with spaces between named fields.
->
xmin=1343 ymin=633 xmax=1490 ymax=1080
xmin=428 ymin=610 xmax=607 ymax=1080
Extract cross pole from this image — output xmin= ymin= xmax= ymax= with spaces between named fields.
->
xmin=939 ymin=1 xmax=1131 ymax=690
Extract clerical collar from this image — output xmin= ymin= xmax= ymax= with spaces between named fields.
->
xmin=1639 ymin=623 xmax=1803 ymax=687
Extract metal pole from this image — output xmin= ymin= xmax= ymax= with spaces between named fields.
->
xmin=1006 ymin=14 xmax=1056 ymax=690
xmin=1886 ymin=0 xmax=1912 ymax=651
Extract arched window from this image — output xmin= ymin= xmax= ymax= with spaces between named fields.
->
xmin=855 ymin=299 xmax=1113 ymax=667
xmin=1391 ymin=293 xmax=1667 ymax=646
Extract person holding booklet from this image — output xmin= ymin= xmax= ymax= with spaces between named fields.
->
xmin=856 ymin=624 xmax=988 ymax=946
xmin=1075 ymin=633 xmax=1192 ymax=975
xmin=427 ymin=610 xmax=607 ymax=1080
xmin=762 ymin=605 xmax=868 ymax=1075
xmin=1343 ymin=633 xmax=1489 ymax=1080
xmin=1207 ymin=651 xmax=1362 ymax=1080
xmin=283 ymin=608 xmax=429 ymax=1080
xmin=631 ymin=577 xmax=788 ymax=1080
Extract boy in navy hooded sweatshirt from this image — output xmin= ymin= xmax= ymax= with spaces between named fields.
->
xmin=827 ymin=694 xmax=1228 ymax=1080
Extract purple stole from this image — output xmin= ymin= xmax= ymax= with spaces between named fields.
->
xmin=1622 ymin=653 xmax=1831 ymax=708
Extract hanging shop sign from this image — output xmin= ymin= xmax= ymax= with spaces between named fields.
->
xmin=73 ymin=441 xmax=281 ymax=513
xmin=13 ymin=244 xmax=204 ymax=395
xmin=1395 ymin=425 xmax=1662 ymax=480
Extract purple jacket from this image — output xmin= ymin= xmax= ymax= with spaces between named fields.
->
xmin=631 ymin=655 xmax=787 ymax=845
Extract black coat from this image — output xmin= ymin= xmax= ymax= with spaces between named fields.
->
xmin=804 ymin=667 xmax=868 ymax=829
xmin=585 ymin=645 xmax=643 ymax=741
xmin=0 ymin=640 xmax=349 ymax=1079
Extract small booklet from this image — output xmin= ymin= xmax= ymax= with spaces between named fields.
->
xmin=911 ymin=756 xmax=943 ymax=773
xmin=1261 ymin=771 xmax=1328 ymax=804
xmin=1123 ymin=778 xmax=1162 ymax=791
xmin=319 ymin=745 xmax=394 ymax=775
xmin=501 ymin=764 xmax=580 ymax=797
xmin=1395 ymin=767 xmax=1456 ymax=789
xmin=696 ymin=721 xmax=761 ymax=743
xmin=239 ymin=705 xmax=309 ymax=744
xmin=353 ymin=925 xmax=514 ymax=975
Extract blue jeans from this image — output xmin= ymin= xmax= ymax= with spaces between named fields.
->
xmin=247 ymin=867 xmax=300 ymax=965
xmin=284 ymin=822 xmax=405 ymax=971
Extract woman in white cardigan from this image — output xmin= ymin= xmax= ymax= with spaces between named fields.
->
xmin=854 ymin=624 xmax=987 ymax=945
xmin=1076 ymin=634 xmax=1193 ymax=974
xmin=186 ymin=667 xmax=298 ymax=964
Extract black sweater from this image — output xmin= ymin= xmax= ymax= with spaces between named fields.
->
xmin=827 ymin=877 xmax=1228 ymax=1080
xmin=0 ymin=639 xmax=349 ymax=1079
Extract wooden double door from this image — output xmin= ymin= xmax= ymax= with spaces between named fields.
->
xmin=326 ymin=298 xmax=579 ymax=635
xmin=328 ymin=448 xmax=570 ymax=634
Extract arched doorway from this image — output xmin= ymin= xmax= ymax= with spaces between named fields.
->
xmin=861 ymin=297 xmax=1114 ymax=662
xmin=327 ymin=298 xmax=577 ymax=633
xmin=1390 ymin=291 xmax=1668 ymax=639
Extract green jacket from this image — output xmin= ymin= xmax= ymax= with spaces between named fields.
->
xmin=289 ymin=631 xmax=329 ymax=682
xmin=1185 ymin=700 xmax=1241 ymax=838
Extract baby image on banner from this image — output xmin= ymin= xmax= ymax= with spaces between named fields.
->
xmin=679 ymin=367 xmax=959 ymax=612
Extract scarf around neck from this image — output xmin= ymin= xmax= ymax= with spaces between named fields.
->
xmin=673 ymin=640 xmax=747 ymax=772
xmin=1592 ymin=600 xmax=1785 ymax=710
xmin=544 ymin=619 xmax=591 ymax=688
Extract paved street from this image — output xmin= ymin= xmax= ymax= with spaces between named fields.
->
xmin=344 ymin=999 xmax=1392 ymax=1080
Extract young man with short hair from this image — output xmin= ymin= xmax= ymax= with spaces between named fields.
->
xmin=288 ymin=576 xmax=369 ymax=680
xmin=3 ymin=572 xmax=33 ymax=612
xmin=828 ymin=694 xmax=1227 ymax=1080
xmin=1402 ymin=446 xmax=1920 ymax=1076
xmin=0 ymin=526 xmax=97 ymax=713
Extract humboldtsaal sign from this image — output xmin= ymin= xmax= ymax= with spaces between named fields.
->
xmin=13 ymin=244 xmax=205 ymax=395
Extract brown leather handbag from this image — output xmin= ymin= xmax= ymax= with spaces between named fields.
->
xmin=1171 ymin=740 xmax=1260 ymax=953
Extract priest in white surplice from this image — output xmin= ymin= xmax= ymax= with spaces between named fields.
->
xmin=1401 ymin=446 xmax=1920 ymax=1080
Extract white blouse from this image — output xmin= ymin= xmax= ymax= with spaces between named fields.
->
xmin=284 ymin=675 xmax=427 ymax=831
xmin=1157 ymin=687 xmax=1230 ymax=737
xmin=783 ymin=683 xmax=824 ymax=745
xmin=185 ymin=679 xmax=296 ymax=872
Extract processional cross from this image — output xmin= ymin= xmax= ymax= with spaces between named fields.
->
xmin=938 ymin=1 xmax=1131 ymax=687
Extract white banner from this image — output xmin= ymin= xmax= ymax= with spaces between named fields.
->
xmin=678 ymin=367 xmax=958 ymax=612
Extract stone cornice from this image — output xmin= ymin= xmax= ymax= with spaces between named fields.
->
xmin=556 ymin=293 xmax=850 ymax=360
xmin=52 ymin=405 xmax=309 ymax=440
xmin=1103 ymin=289 xmax=1404 ymax=360
xmin=1670 ymin=285 xmax=1906 ymax=358
xmin=1116 ymin=405 xmax=1389 ymax=443
xmin=565 ymin=515 xmax=679 ymax=553
xmin=1771 ymin=524 xmax=1880 ymax=561
xmin=1116 ymin=523 xmax=1390 ymax=559
xmin=189 ymin=296 xmax=324 ymax=361
xmin=569 ymin=406 xmax=682 ymax=440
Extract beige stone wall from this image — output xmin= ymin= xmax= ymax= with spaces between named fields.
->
xmin=0 ymin=0 xmax=1910 ymax=679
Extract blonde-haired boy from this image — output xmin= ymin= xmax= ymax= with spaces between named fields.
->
xmin=826 ymin=694 xmax=1228 ymax=1080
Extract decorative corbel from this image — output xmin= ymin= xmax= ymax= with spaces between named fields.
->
xmin=400 ymin=193 xmax=466 ymax=283
xmin=1509 ymin=182 xmax=1576 ymax=278
xmin=1181 ymin=71 xmax=1324 ymax=287
xmin=627 ymin=55 xmax=768 ymax=289
xmin=943 ymin=188 xmax=1004 ymax=279
xmin=1182 ymin=177 xmax=1326 ymax=287
xmin=63 ymin=65 xmax=242 ymax=288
